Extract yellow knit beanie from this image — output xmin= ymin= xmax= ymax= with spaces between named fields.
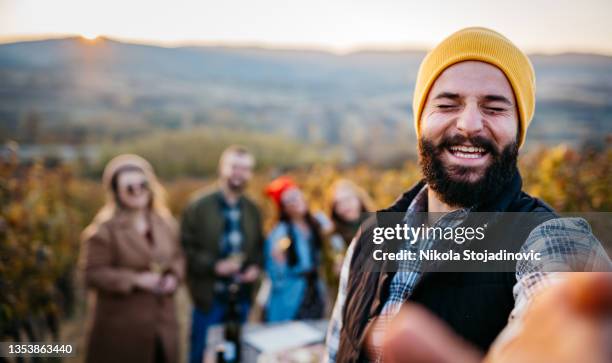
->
xmin=413 ymin=27 xmax=535 ymax=147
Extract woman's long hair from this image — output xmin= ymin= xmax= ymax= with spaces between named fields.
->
xmin=326 ymin=179 xmax=375 ymax=224
xmin=278 ymin=204 xmax=323 ymax=268
xmin=83 ymin=154 xmax=174 ymax=238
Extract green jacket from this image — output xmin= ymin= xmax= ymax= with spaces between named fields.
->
xmin=180 ymin=186 xmax=264 ymax=311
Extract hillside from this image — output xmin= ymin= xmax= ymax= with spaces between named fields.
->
xmin=1 ymin=36 xmax=611 ymax=163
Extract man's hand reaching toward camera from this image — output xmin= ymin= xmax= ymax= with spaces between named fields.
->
xmin=371 ymin=273 xmax=612 ymax=363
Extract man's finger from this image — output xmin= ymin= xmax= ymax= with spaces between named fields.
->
xmin=369 ymin=303 xmax=483 ymax=363
xmin=568 ymin=272 xmax=612 ymax=313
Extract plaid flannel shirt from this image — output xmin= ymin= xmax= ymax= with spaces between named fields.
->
xmin=325 ymin=185 xmax=611 ymax=363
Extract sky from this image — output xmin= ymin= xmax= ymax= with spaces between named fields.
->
xmin=1 ymin=0 xmax=611 ymax=54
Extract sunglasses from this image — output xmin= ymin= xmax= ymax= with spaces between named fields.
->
xmin=121 ymin=181 xmax=150 ymax=196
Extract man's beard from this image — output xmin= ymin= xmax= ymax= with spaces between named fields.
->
xmin=419 ymin=134 xmax=519 ymax=208
xmin=227 ymin=177 xmax=247 ymax=193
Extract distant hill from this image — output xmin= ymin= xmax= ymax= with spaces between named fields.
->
xmin=1 ymin=36 xmax=611 ymax=162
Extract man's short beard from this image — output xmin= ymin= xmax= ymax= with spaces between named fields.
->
xmin=227 ymin=178 xmax=247 ymax=193
xmin=419 ymin=136 xmax=519 ymax=208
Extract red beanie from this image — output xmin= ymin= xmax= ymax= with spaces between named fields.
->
xmin=265 ymin=176 xmax=297 ymax=207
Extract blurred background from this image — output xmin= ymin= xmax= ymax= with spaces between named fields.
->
xmin=1 ymin=0 xmax=611 ymax=361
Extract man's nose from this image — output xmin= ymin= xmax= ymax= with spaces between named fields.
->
xmin=456 ymin=103 xmax=484 ymax=136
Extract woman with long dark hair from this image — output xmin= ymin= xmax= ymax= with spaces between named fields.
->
xmin=80 ymin=154 xmax=184 ymax=363
xmin=264 ymin=176 xmax=326 ymax=322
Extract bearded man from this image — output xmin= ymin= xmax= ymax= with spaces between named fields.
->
xmin=325 ymin=27 xmax=611 ymax=363
xmin=181 ymin=145 xmax=263 ymax=363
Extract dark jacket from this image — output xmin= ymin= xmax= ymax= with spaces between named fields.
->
xmin=181 ymin=186 xmax=264 ymax=311
xmin=336 ymin=171 xmax=557 ymax=362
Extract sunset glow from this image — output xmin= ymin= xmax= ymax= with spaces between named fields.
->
xmin=1 ymin=0 xmax=611 ymax=54
xmin=81 ymin=32 xmax=99 ymax=41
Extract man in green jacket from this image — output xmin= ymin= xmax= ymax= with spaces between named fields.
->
xmin=181 ymin=145 xmax=264 ymax=363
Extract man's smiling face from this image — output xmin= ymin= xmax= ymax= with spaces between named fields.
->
xmin=419 ymin=60 xmax=520 ymax=207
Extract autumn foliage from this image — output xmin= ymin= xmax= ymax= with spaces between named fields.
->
xmin=0 ymin=141 xmax=610 ymax=340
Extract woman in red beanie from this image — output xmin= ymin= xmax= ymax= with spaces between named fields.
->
xmin=263 ymin=176 xmax=327 ymax=322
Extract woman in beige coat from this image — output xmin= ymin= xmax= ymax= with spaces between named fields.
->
xmin=80 ymin=154 xmax=184 ymax=363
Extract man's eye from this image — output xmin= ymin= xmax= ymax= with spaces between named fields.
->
xmin=437 ymin=104 xmax=458 ymax=110
xmin=484 ymin=107 xmax=506 ymax=114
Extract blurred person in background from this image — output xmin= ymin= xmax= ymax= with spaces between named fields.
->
xmin=264 ymin=176 xmax=327 ymax=322
xmin=323 ymin=179 xmax=375 ymax=297
xmin=325 ymin=27 xmax=612 ymax=362
xmin=181 ymin=145 xmax=263 ymax=363
xmin=80 ymin=154 xmax=184 ymax=363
